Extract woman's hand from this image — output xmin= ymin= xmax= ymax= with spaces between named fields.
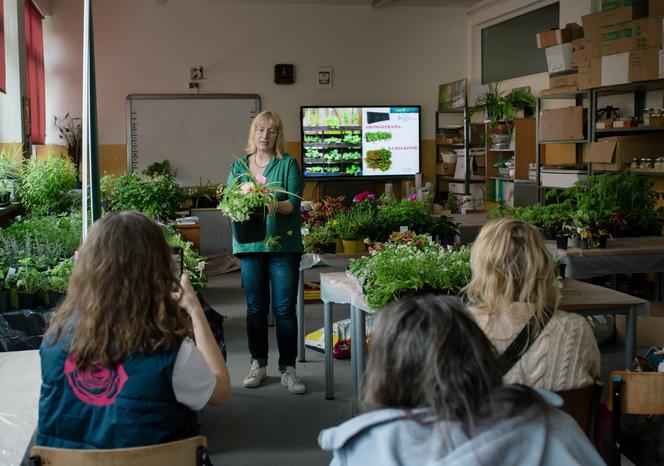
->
xmin=177 ymin=272 xmax=204 ymax=317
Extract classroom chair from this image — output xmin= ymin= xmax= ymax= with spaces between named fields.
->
xmin=557 ymin=382 xmax=603 ymax=438
xmin=28 ymin=436 xmax=212 ymax=466
xmin=607 ymin=371 xmax=664 ymax=466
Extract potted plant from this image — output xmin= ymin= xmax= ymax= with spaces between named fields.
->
xmin=303 ymin=224 xmax=336 ymax=254
xmin=0 ymin=179 xmax=12 ymax=207
xmin=189 ymin=179 xmax=219 ymax=209
xmin=217 ymin=161 xmax=296 ymax=244
xmin=16 ymin=156 xmax=78 ymax=216
xmin=328 ymin=210 xmax=361 ymax=253
xmin=12 ymin=257 xmax=48 ymax=309
xmin=53 ymin=114 xmax=82 ymax=181
xmin=473 ymin=82 xmax=505 ymax=128
xmin=0 ymin=266 xmax=10 ymax=313
xmin=46 ymin=257 xmax=73 ymax=307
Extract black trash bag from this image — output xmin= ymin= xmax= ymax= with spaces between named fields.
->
xmin=1 ymin=310 xmax=48 ymax=336
xmin=0 ymin=315 xmax=26 ymax=352
xmin=200 ymin=296 xmax=227 ymax=361
xmin=5 ymin=335 xmax=43 ymax=351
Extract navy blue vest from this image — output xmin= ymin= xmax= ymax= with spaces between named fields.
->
xmin=37 ymin=335 xmax=199 ymax=449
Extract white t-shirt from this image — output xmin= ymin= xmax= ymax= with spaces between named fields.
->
xmin=172 ymin=338 xmax=216 ymax=411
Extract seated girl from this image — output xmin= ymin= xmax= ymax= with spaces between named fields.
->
xmin=319 ymin=294 xmax=604 ymax=466
xmin=465 ymin=217 xmax=600 ymax=391
xmin=37 ymin=211 xmax=231 ymax=449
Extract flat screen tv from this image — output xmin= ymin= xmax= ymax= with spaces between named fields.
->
xmin=300 ymin=106 xmax=421 ymax=179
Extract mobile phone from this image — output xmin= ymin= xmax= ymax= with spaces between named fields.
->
xmin=171 ymin=246 xmax=183 ymax=277
xmin=644 ymin=346 xmax=664 ymax=367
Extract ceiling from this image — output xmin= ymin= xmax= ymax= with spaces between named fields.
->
xmin=198 ymin=0 xmax=480 ymax=6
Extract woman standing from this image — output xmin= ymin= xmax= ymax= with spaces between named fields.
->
xmin=228 ymin=111 xmax=305 ymax=394
xmin=465 ymin=217 xmax=600 ymax=391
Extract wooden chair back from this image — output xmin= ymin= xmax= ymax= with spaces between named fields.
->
xmin=607 ymin=371 xmax=664 ymax=415
xmin=29 ymin=436 xmax=208 ymax=466
xmin=556 ymin=382 xmax=602 ymax=437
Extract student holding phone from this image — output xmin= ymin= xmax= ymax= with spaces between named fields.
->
xmin=37 ymin=211 xmax=230 ymax=449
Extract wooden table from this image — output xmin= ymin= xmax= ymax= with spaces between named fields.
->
xmin=0 ymin=350 xmax=40 ymax=465
xmin=548 ymin=236 xmax=664 ymax=300
xmin=319 ymin=273 xmax=648 ymax=410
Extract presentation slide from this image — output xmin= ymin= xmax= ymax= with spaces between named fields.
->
xmin=361 ymin=107 xmax=420 ymax=177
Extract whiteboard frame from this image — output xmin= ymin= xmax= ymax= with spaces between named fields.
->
xmin=125 ymin=93 xmax=261 ymax=183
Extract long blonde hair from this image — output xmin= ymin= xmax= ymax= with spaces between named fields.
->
xmin=46 ymin=211 xmax=191 ymax=369
xmin=244 ymin=110 xmax=285 ymax=158
xmin=464 ymin=218 xmax=559 ymax=324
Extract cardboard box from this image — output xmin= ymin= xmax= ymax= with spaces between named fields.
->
xmin=602 ymin=52 xmax=630 ymax=85
xmin=549 ymin=71 xmax=579 ymax=88
xmin=541 ymin=168 xmax=588 ymax=188
xmin=539 ymin=106 xmax=585 ymax=141
xmin=536 ymin=23 xmax=583 ymax=48
xmin=545 ymin=43 xmax=574 ymax=73
xmin=616 ymin=301 xmax=664 ymax=347
xmin=629 ymin=47 xmax=662 ymax=82
xmin=600 ymin=5 xmax=648 ymax=28
xmin=650 ymin=0 xmax=664 ymax=16
xmin=586 ymin=134 xmax=664 ymax=171
xmin=602 ymin=16 xmax=663 ymax=56
xmin=602 ymin=0 xmax=647 ymax=12
xmin=582 ymin=13 xmax=604 ymax=58
xmin=578 ymin=58 xmax=602 ymax=89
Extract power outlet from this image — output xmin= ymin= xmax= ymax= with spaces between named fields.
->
xmin=190 ymin=66 xmax=204 ymax=81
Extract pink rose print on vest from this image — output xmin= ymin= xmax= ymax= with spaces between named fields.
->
xmin=64 ymin=355 xmax=128 ymax=406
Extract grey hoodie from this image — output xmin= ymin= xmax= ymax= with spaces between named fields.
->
xmin=319 ymin=391 xmax=605 ymax=466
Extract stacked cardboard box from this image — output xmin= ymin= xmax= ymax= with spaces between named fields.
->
xmin=537 ymin=24 xmax=584 ymax=92
xmin=577 ymin=1 xmax=664 ymax=88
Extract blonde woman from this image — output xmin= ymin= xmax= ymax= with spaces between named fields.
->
xmin=37 ymin=212 xmax=230 ymax=449
xmin=227 ymin=111 xmax=306 ymax=394
xmin=465 ymin=218 xmax=600 ymax=391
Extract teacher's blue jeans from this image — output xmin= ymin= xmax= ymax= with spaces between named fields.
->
xmin=238 ymin=253 xmax=301 ymax=371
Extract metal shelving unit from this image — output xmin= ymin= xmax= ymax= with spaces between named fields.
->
xmin=535 ymin=90 xmax=593 ymax=202
xmin=435 ymin=107 xmax=484 ymax=199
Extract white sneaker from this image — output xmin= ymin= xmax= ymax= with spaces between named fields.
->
xmin=243 ymin=360 xmax=266 ymax=388
xmin=281 ymin=366 xmax=306 ymax=394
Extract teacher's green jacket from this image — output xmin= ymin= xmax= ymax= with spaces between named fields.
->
xmin=227 ymin=154 xmax=304 ymax=254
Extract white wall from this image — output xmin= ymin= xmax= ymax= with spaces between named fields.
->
xmin=0 ymin=0 xmax=26 ymax=143
xmin=43 ymin=0 xmax=469 ymax=144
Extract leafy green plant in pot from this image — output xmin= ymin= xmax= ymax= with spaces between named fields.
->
xmin=190 ymin=179 xmax=219 ymax=209
xmin=0 ymin=267 xmax=10 ymax=312
xmin=17 ymin=156 xmax=78 ymax=216
xmin=472 ymin=82 xmax=505 ymax=128
xmin=13 ymin=257 xmax=48 ymax=309
xmin=46 ymin=257 xmax=73 ymax=307
xmin=303 ymin=224 xmax=336 ymax=254
xmin=0 ymin=179 xmax=12 ymax=207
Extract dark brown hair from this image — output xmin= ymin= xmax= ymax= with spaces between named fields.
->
xmin=361 ymin=294 xmax=539 ymax=424
xmin=46 ymin=211 xmax=191 ymax=369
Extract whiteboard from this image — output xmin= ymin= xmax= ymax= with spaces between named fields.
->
xmin=126 ymin=94 xmax=261 ymax=186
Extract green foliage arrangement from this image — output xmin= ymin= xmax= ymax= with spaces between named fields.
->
xmin=101 ymin=173 xmax=183 ymax=220
xmin=326 ymin=206 xmax=376 ymax=241
xmin=365 ymin=131 xmax=392 ymax=143
xmin=47 ymin=257 xmax=74 ymax=294
xmin=348 ymin=232 xmax=472 ymax=309
xmin=143 ymin=159 xmax=176 ymax=178
xmin=346 ymin=165 xmax=361 ymax=175
xmin=365 ymin=148 xmax=392 ymax=171
xmin=164 ymin=226 xmax=208 ymax=294
xmin=17 ymin=156 xmax=78 ymax=216
xmin=343 ymin=133 xmax=361 ymax=144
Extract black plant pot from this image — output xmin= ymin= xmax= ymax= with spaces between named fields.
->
xmin=47 ymin=291 xmax=65 ymax=308
xmin=0 ymin=191 xmax=10 ymax=207
xmin=319 ymin=242 xmax=337 ymax=254
xmin=555 ymin=235 xmax=569 ymax=250
xmin=17 ymin=292 xmax=38 ymax=310
xmin=558 ymin=263 xmax=567 ymax=279
xmin=232 ymin=207 xmax=267 ymax=244
xmin=598 ymin=235 xmax=608 ymax=248
xmin=579 ymin=238 xmax=591 ymax=250
xmin=0 ymin=291 xmax=9 ymax=313
xmin=438 ymin=234 xmax=456 ymax=247
xmin=541 ymin=229 xmax=556 ymax=241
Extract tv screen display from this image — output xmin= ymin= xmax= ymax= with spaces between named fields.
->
xmin=301 ymin=106 xmax=420 ymax=178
